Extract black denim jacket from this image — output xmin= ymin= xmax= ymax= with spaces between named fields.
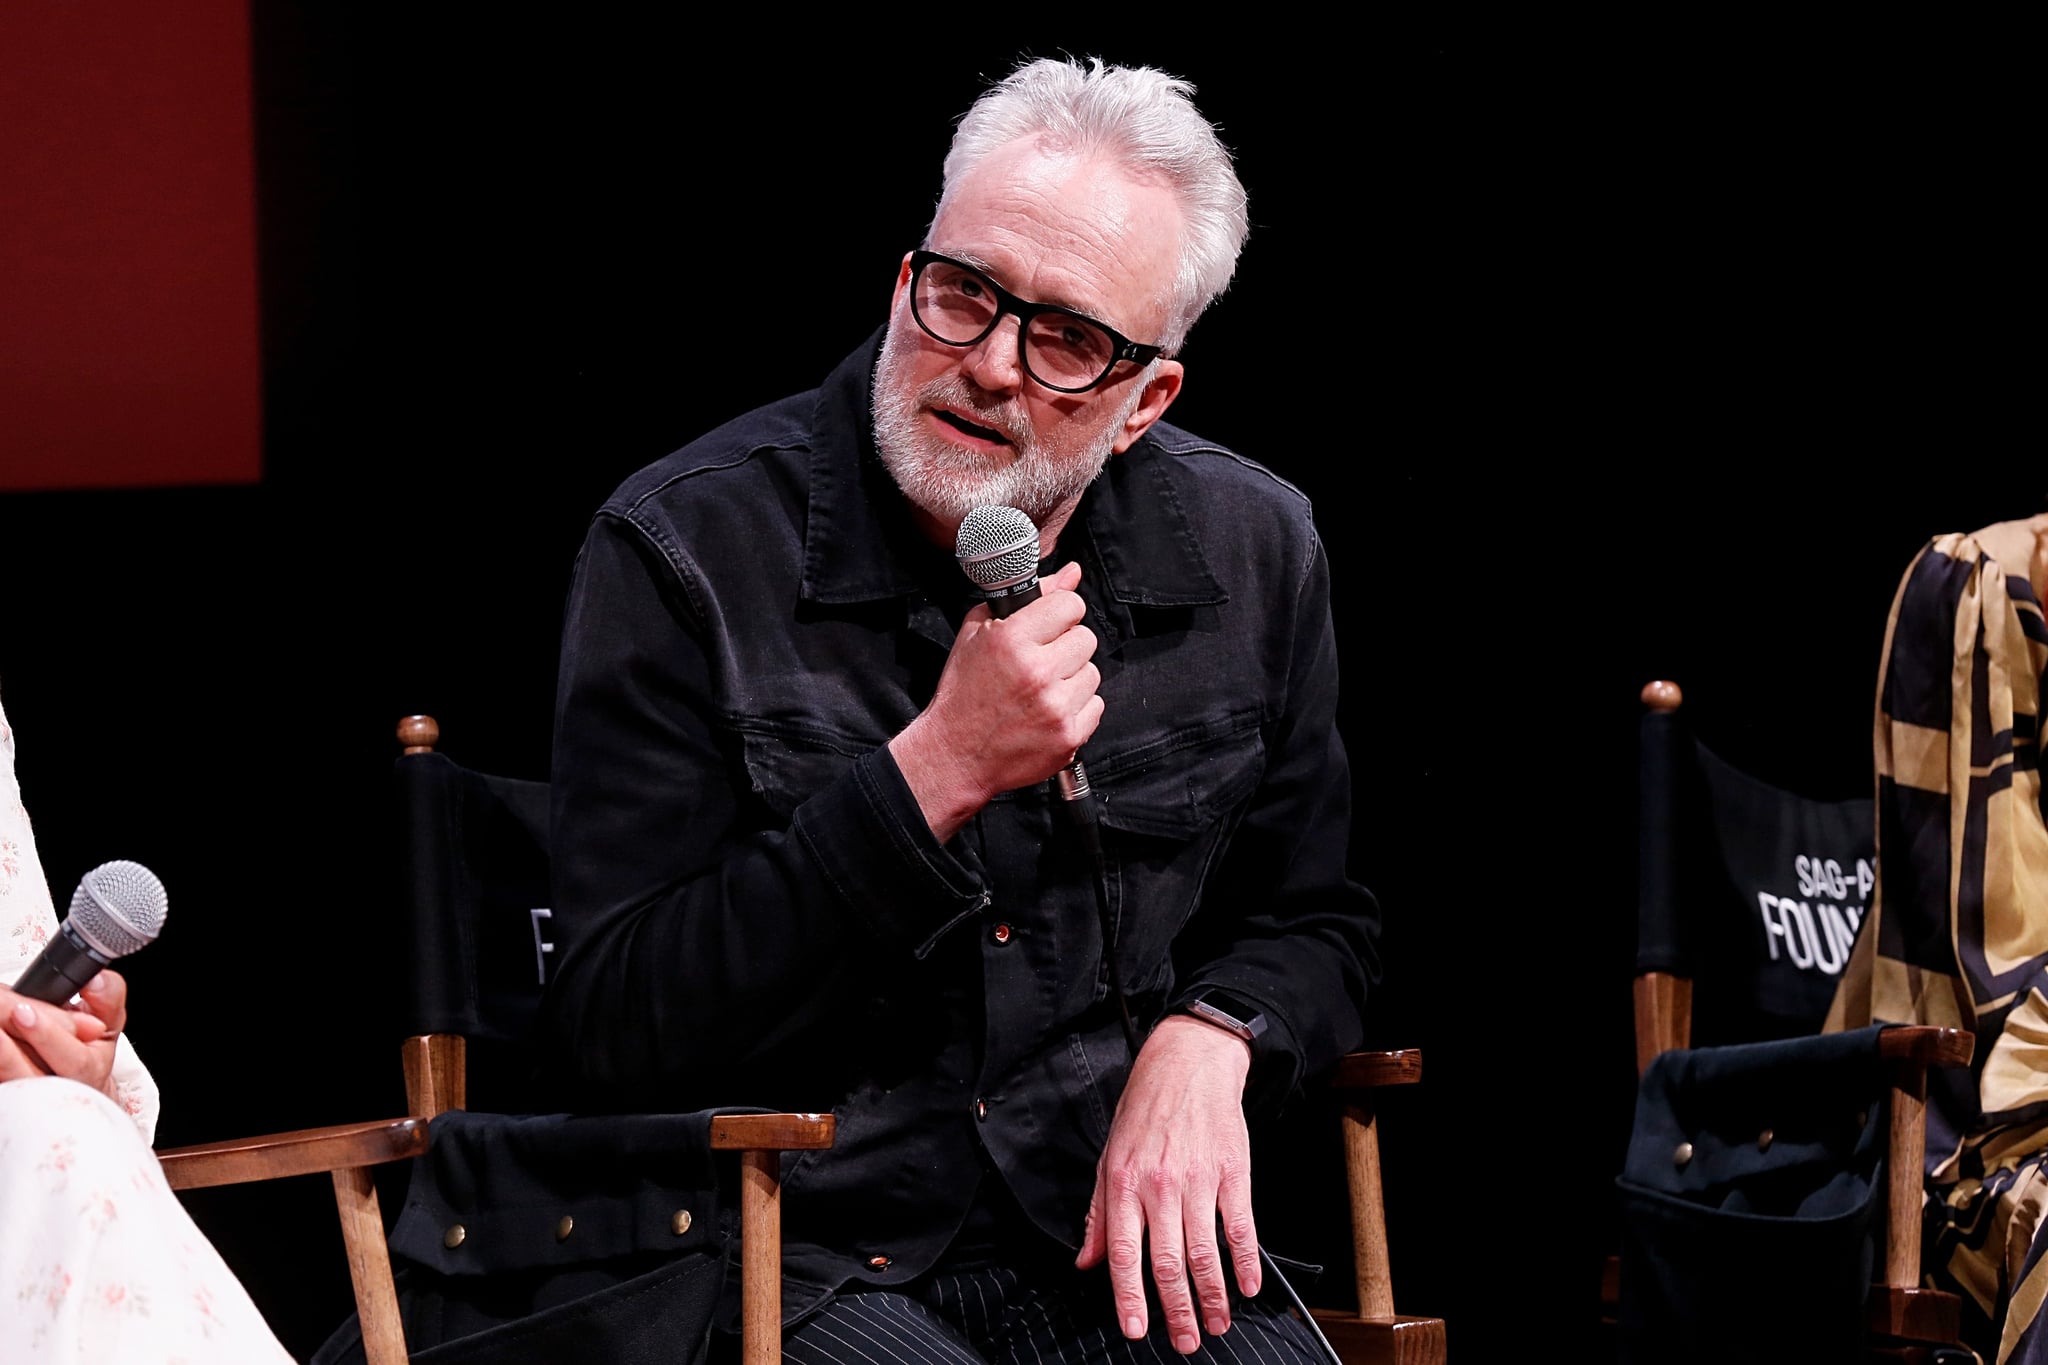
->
xmin=536 ymin=330 xmax=1381 ymax=1318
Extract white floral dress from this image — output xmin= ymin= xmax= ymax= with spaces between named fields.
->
xmin=1 ymin=690 xmax=294 ymax=1364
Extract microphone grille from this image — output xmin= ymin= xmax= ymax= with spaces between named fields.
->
xmin=68 ymin=859 xmax=168 ymax=958
xmin=955 ymin=505 xmax=1041 ymax=590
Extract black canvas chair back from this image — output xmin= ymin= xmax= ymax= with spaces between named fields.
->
xmin=392 ymin=734 xmax=554 ymax=1111
xmin=1637 ymin=687 xmax=1876 ymax=1051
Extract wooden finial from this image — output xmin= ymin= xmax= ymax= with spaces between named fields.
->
xmin=397 ymin=715 xmax=440 ymax=754
xmin=1640 ymin=680 xmax=1683 ymax=712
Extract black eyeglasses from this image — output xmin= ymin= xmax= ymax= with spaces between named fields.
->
xmin=907 ymin=250 xmax=1164 ymax=394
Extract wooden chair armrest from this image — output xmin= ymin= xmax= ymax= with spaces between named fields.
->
xmin=1325 ymin=1048 xmax=1423 ymax=1096
xmin=157 ymin=1117 xmax=429 ymax=1190
xmin=1878 ymin=1024 xmax=1973 ymax=1069
xmin=709 ymin=1112 xmax=837 ymax=1150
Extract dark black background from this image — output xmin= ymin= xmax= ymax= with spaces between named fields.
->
xmin=0 ymin=16 xmax=2030 ymax=1361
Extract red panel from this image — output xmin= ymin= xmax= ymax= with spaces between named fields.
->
xmin=0 ymin=1 xmax=261 ymax=492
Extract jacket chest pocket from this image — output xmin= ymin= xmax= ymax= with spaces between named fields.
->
xmin=736 ymin=723 xmax=872 ymax=821
xmin=1092 ymin=720 xmax=1266 ymax=992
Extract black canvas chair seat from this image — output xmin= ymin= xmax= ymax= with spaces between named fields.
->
xmin=311 ymin=1109 xmax=754 ymax=1365
xmin=1616 ymin=1024 xmax=1891 ymax=1365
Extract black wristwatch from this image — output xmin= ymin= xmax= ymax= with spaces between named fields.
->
xmin=1178 ymin=989 xmax=1268 ymax=1045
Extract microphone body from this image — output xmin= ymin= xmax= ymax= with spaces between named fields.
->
xmin=953 ymin=505 xmax=1093 ymax=804
xmin=11 ymin=860 xmax=167 ymax=1005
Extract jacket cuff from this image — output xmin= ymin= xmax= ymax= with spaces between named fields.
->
xmin=791 ymin=746 xmax=986 ymax=955
xmin=1169 ymin=981 xmax=1303 ymax=1116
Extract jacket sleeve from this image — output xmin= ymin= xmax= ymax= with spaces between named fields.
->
xmin=1167 ymin=528 xmax=1382 ymax=1115
xmin=535 ymin=513 xmax=987 ymax=1111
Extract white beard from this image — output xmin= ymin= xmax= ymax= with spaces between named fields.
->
xmin=870 ymin=321 xmax=1138 ymax=529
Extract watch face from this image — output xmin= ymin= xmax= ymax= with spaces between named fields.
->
xmin=1187 ymin=992 xmax=1267 ymax=1041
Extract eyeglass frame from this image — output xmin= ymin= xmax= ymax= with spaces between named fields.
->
xmin=905 ymin=249 xmax=1166 ymax=394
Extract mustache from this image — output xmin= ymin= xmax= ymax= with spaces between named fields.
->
xmin=919 ymin=378 xmax=1030 ymax=446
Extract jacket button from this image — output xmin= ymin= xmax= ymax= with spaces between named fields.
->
xmin=672 ymin=1209 xmax=693 ymax=1235
xmin=867 ymin=1254 xmax=892 ymax=1271
xmin=443 ymin=1224 xmax=467 ymax=1249
xmin=992 ymin=923 xmax=1012 ymax=944
xmin=556 ymin=1215 xmax=575 ymax=1242
xmin=1673 ymin=1141 xmax=1694 ymax=1168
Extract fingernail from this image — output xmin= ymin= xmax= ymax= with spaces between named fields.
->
xmin=12 ymin=1003 xmax=34 ymax=1028
xmin=1174 ymin=1335 xmax=1199 ymax=1354
xmin=1206 ymin=1316 xmax=1228 ymax=1336
xmin=1124 ymin=1316 xmax=1145 ymax=1340
xmin=85 ymin=972 xmax=109 ymax=994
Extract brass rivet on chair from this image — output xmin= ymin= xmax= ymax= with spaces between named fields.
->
xmin=444 ymin=1223 xmax=467 ymax=1249
xmin=1673 ymin=1141 xmax=1694 ymax=1168
xmin=867 ymin=1254 xmax=891 ymax=1271
xmin=1856 ymin=1109 xmax=1868 ymax=1128
xmin=1757 ymin=1128 xmax=1774 ymax=1152
xmin=672 ymin=1209 xmax=693 ymax=1236
xmin=556 ymin=1215 xmax=575 ymax=1242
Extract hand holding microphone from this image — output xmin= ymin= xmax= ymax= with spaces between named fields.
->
xmin=954 ymin=504 xmax=1099 ymax=808
xmin=2 ymin=861 xmax=161 ymax=1087
xmin=886 ymin=506 xmax=1103 ymax=843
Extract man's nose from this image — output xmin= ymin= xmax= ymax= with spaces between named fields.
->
xmin=962 ymin=315 xmax=1027 ymax=394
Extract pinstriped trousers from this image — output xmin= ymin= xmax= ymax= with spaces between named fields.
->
xmin=767 ymin=1262 xmax=1330 ymax=1365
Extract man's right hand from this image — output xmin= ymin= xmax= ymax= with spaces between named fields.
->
xmin=888 ymin=560 xmax=1103 ymax=842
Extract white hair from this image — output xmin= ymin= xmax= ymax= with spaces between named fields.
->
xmin=933 ymin=55 xmax=1250 ymax=355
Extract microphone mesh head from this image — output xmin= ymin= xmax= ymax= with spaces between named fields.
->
xmin=68 ymin=860 xmax=167 ymax=957
xmin=955 ymin=505 xmax=1041 ymax=590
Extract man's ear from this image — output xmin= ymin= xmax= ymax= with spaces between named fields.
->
xmin=888 ymin=252 xmax=915 ymax=314
xmin=1111 ymin=359 xmax=1185 ymax=453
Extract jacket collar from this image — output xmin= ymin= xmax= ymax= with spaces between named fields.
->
xmin=800 ymin=328 xmax=1226 ymax=612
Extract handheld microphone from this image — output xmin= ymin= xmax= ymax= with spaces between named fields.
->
xmin=11 ymin=860 xmax=167 ymax=1005
xmin=955 ymin=505 xmax=1139 ymax=1055
xmin=954 ymin=504 xmax=1094 ymax=806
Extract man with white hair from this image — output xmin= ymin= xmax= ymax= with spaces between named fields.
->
xmin=540 ymin=54 xmax=1381 ymax=1365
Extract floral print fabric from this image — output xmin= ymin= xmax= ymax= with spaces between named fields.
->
xmin=0 ymin=693 xmax=159 ymax=1142
xmin=1 ymin=690 xmax=293 ymax=1363
xmin=0 ymin=1079 xmax=294 ymax=1363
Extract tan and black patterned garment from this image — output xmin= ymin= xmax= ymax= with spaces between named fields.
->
xmin=1827 ymin=515 xmax=2048 ymax=1365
